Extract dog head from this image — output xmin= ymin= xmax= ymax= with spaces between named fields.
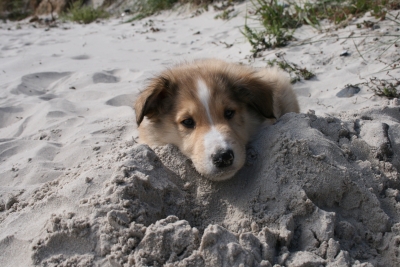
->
xmin=135 ymin=59 xmax=275 ymax=181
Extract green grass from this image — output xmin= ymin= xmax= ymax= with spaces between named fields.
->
xmin=296 ymin=0 xmax=393 ymax=25
xmin=243 ymin=0 xmax=400 ymax=54
xmin=343 ymin=77 xmax=400 ymax=98
xmin=243 ymin=0 xmax=298 ymax=51
xmin=131 ymin=0 xmax=215 ymax=20
xmin=0 ymin=0 xmax=31 ymax=20
xmin=62 ymin=0 xmax=109 ymax=24
xmin=266 ymin=55 xmax=315 ymax=83
xmin=130 ymin=0 xmax=243 ymax=21
xmin=241 ymin=25 xmax=270 ymax=55
xmin=242 ymin=0 xmax=318 ymax=54
xmin=126 ymin=0 xmax=177 ymax=21
xmin=214 ymin=8 xmax=235 ymax=20
xmin=135 ymin=0 xmax=178 ymax=19
xmin=367 ymin=77 xmax=400 ymax=98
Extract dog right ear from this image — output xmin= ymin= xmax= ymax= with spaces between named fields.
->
xmin=230 ymin=76 xmax=275 ymax=119
xmin=134 ymin=75 xmax=173 ymax=125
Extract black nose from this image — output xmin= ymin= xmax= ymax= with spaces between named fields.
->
xmin=212 ymin=149 xmax=234 ymax=168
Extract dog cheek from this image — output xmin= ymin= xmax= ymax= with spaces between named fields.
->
xmin=179 ymin=131 xmax=212 ymax=175
xmin=225 ymin=129 xmax=248 ymax=172
xmin=191 ymin=150 xmax=212 ymax=177
xmin=232 ymin=114 xmax=250 ymax=143
xmin=233 ymin=144 xmax=246 ymax=170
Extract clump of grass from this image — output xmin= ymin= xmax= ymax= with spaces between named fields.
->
xmin=132 ymin=0 xmax=218 ymax=20
xmin=241 ymin=25 xmax=270 ymax=56
xmin=0 ymin=0 xmax=32 ymax=21
xmin=267 ymin=54 xmax=315 ymax=83
xmin=244 ymin=0 xmax=400 ymax=54
xmin=294 ymin=0 xmax=398 ymax=25
xmin=63 ymin=0 xmax=109 ymax=24
xmin=214 ymin=8 xmax=235 ymax=20
xmin=137 ymin=0 xmax=178 ymax=19
xmin=367 ymin=77 xmax=400 ymax=98
xmin=252 ymin=0 xmax=298 ymax=48
xmin=130 ymin=0 xmax=242 ymax=21
xmin=292 ymin=2 xmax=320 ymax=27
xmin=298 ymin=67 xmax=315 ymax=80
xmin=243 ymin=0 xmax=321 ymax=55
xmin=348 ymin=76 xmax=400 ymax=98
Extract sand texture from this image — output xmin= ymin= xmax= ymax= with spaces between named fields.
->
xmin=1 ymin=2 xmax=400 ymax=266
xmin=3 ymin=107 xmax=400 ymax=266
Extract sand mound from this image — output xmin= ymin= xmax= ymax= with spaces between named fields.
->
xmin=3 ymin=105 xmax=398 ymax=266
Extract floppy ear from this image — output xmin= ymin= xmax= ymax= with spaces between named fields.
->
xmin=134 ymin=75 xmax=173 ymax=125
xmin=232 ymin=77 xmax=275 ymax=119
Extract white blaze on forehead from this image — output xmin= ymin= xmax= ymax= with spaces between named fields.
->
xmin=197 ymin=79 xmax=214 ymax=124
xmin=197 ymin=79 xmax=231 ymax=172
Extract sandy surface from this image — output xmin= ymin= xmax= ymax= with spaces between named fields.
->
xmin=0 ymin=2 xmax=400 ymax=266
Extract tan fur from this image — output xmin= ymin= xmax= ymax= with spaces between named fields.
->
xmin=134 ymin=59 xmax=299 ymax=181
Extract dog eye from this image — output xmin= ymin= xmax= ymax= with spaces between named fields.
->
xmin=224 ymin=110 xmax=235 ymax=119
xmin=181 ymin=118 xmax=195 ymax=128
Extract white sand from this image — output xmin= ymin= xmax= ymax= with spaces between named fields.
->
xmin=0 ymin=2 xmax=399 ymax=266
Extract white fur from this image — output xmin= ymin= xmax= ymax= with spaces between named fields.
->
xmin=203 ymin=126 xmax=230 ymax=173
xmin=197 ymin=79 xmax=232 ymax=173
xmin=197 ymin=79 xmax=213 ymax=124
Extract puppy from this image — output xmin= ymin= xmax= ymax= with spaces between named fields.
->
xmin=134 ymin=59 xmax=299 ymax=181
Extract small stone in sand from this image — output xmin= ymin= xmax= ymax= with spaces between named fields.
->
xmin=336 ymin=86 xmax=360 ymax=98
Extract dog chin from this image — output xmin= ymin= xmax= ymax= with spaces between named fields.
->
xmin=199 ymin=168 xmax=240 ymax=182
xmin=191 ymin=154 xmax=246 ymax=181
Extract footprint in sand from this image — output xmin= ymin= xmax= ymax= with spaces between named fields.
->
xmin=46 ymin=111 xmax=67 ymax=118
xmin=92 ymin=72 xmax=120 ymax=84
xmin=106 ymin=94 xmax=137 ymax=107
xmin=39 ymin=94 xmax=59 ymax=101
xmin=38 ymin=39 xmax=69 ymax=46
xmin=11 ymin=72 xmax=72 ymax=96
xmin=212 ymin=31 xmax=229 ymax=40
xmin=0 ymin=106 xmax=24 ymax=128
xmin=71 ymin=55 xmax=90 ymax=60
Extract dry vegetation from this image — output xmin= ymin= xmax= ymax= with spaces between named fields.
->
xmin=0 ymin=0 xmax=32 ymax=20
xmin=0 ymin=0 xmax=109 ymax=21
xmin=243 ymin=0 xmax=400 ymax=53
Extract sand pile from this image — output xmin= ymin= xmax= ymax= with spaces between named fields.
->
xmin=2 ymin=105 xmax=398 ymax=266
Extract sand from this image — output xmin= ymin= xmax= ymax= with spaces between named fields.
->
xmin=0 ymin=2 xmax=400 ymax=266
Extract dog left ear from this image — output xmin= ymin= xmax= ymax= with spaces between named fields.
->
xmin=233 ymin=78 xmax=275 ymax=119
xmin=134 ymin=75 xmax=173 ymax=125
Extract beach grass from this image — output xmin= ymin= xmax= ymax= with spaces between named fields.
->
xmin=131 ymin=0 xmax=203 ymax=20
xmin=243 ymin=0 xmax=400 ymax=54
xmin=267 ymin=54 xmax=315 ymax=83
xmin=127 ymin=0 xmax=190 ymax=21
xmin=62 ymin=0 xmax=110 ymax=24
xmin=365 ymin=77 xmax=400 ymax=98
xmin=242 ymin=0 xmax=310 ymax=54
xmin=302 ymin=0 xmax=398 ymax=24
xmin=0 ymin=0 xmax=31 ymax=20
xmin=143 ymin=0 xmax=196 ymax=14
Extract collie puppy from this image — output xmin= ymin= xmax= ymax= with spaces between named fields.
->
xmin=134 ymin=59 xmax=299 ymax=181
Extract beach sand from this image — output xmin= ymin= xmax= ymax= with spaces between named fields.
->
xmin=0 ymin=2 xmax=400 ymax=266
